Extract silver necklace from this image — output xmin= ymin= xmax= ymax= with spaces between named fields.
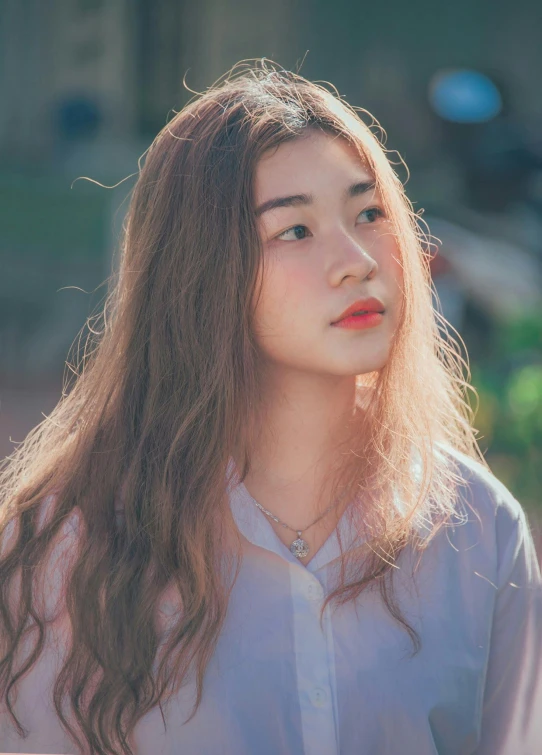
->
xmin=247 ymin=490 xmax=346 ymax=560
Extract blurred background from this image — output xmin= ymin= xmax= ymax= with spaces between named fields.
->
xmin=1 ymin=0 xmax=541 ymax=554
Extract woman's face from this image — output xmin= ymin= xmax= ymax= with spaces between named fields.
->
xmin=252 ymin=130 xmax=403 ymax=379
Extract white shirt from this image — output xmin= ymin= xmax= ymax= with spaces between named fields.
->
xmin=1 ymin=446 xmax=542 ymax=754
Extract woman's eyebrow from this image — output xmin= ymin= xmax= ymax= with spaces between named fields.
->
xmin=254 ymin=179 xmax=376 ymax=217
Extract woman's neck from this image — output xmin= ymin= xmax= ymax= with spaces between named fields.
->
xmin=231 ymin=371 xmax=373 ymax=529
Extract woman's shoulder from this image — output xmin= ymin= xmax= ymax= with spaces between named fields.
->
xmin=435 ymin=441 xmax=525 ymax=524
xmin=433 ymin=442 xmax=540 ymax=584
xmin=1 ymin=493 xmax=84 ymax=552
xmin=1 ymin=494 xmax=85 ymax=621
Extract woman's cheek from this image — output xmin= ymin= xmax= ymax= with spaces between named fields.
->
xmin=254 ymin=268 xmax=292 ymax=335
xmin=258 ymin=247 xmax=321 ymax=331
xmin=267 ymin=258 xmax=304 ymax=308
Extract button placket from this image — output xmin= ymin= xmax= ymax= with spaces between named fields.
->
xmin=306 ymin=579 xmax=324 ymax=602
xmin=290 ymin=565 xmax=338 ymax=754
xmin=311 ymin=687 xmax=328 ymax=708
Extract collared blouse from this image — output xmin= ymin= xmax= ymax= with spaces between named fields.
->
xmin=1 ymin=446 xmax=542 ymax=754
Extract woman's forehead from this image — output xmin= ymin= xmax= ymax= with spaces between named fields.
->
xmin=254 ymin=132 xmax=374 ymax=202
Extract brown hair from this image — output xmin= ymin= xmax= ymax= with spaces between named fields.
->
xmin=0 ymin=59 xmax=487 ymax=754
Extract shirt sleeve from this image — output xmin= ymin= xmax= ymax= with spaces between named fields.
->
xmin=476 ymin=504 xmax=542 ymax=754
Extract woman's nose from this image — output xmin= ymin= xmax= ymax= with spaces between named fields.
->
xmin=330 ymin=232 xmax=378 ymax=285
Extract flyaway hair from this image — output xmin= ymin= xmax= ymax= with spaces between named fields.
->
xmin=0 ymin=59 xmax=487 ymax=755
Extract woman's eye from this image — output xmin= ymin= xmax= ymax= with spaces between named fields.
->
xmin=275 ymin=207 xmax=384 ymax=242
xmin=357 ymin=206 xmax=385 ymax=224
xmin=276 ymin=225 xmax=310 ymax=241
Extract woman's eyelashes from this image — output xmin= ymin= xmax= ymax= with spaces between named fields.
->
xmin=275 ymin=206 xmax=386 ymax=242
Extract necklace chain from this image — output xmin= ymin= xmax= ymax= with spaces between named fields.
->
xmin=246 ymin=486 xmax=350 ymax=560
xmin=249 ymin=496 xmax=338 ymax=536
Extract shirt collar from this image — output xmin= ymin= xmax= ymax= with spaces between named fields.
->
xmin=226 ymin=459 xmax=369 ymax=573
xmin=226 ymin=445 xmax=434 ymax=571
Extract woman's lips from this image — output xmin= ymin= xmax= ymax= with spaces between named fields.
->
xmin=331 ymin=311 xmax=384 ymax=329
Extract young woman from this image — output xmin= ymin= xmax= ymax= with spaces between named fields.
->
xmin=1 ymin=60 xmax=541 ymax=755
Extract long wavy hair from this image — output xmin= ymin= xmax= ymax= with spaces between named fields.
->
xmin=0 ymin=59 xmax=487 ymax=754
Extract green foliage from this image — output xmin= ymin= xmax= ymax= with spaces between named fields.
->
xmin=468 ymin=310 xmax=542 ymax=510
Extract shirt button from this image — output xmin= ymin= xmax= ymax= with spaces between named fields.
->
xmin=306 ymin=581 xmax=324 ymax=601
xmin=311 ymin=687 xmax=328 ymax=707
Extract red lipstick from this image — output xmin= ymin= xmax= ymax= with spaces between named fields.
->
xmin=331 ymin=297 xmax=385 ymax=330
